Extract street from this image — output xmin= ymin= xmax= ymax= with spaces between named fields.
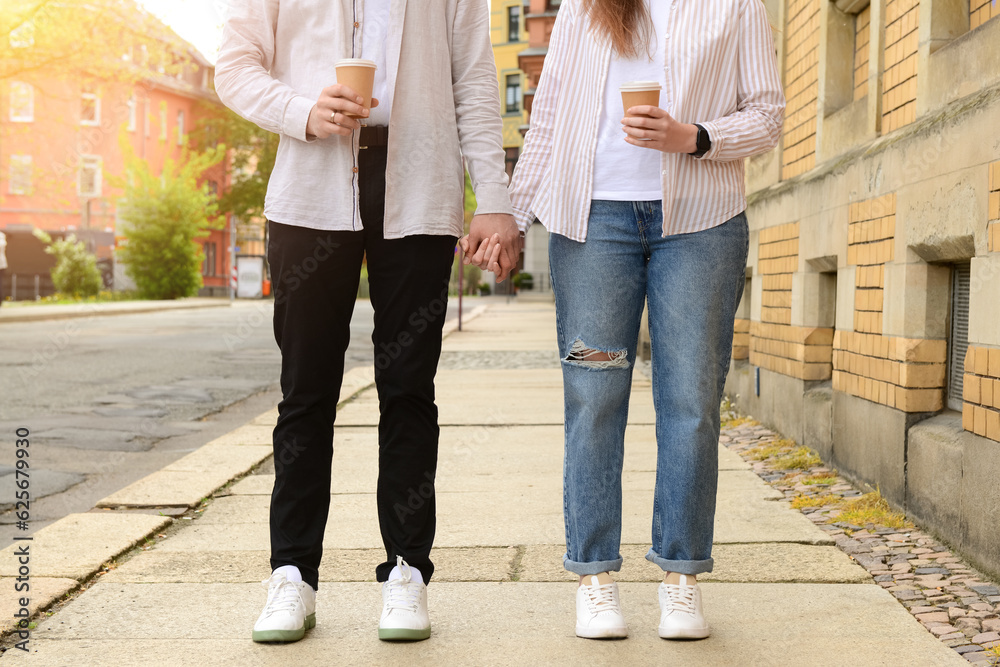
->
xmin=0 ymin=298 xmax=466 ymax=547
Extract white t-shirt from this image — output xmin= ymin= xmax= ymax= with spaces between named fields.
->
xmin=362 ymin=0 xmax=393 ymax=126
xmin=591 ymin=1 xmax=668 ymax=201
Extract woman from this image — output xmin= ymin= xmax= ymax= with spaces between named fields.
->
xmin=502 ymin=0 xmax=783 ymax=641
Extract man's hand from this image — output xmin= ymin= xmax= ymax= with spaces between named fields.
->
xmin=459 ymin=213 xmax=522 ymax=283
xmin=621 ymin=107 xmax=699 ymax=154
xmin=306 ymin=85 xmax=380 ymax=139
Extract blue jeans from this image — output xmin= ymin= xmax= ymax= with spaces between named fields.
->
xmin=550 ymin=201 xmax=748 ymax=576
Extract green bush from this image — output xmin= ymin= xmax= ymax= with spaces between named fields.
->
xmin=512 ymin=272 xmax=534 ymax=291
xmin=358 ymin=264 xmax=370 ymax=299
xmin=116 ymin=142 xmax=225 ymax=300
xmin=33 ymin=230 xmax=103 ymax=298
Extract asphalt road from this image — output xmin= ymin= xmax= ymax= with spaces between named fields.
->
xmin=0 ymin=298 xmax=466 ymax=547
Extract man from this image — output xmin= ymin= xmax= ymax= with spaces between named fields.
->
xmin=215 ymin=0 xmax=521 ymax=643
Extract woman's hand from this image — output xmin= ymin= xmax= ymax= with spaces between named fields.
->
xmin=306 ymin=85 xmax=380 ymax=139
xmin=622 ymin=107 xmax=699 ymax=154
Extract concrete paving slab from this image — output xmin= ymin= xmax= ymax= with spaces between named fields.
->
xmin=335 ymin=370 xmax=657 ymax=426
xmin=0 ymin=577 xmax=78 ymax=633
xmin=97 ymin=445 xmax=271 ymax=508
xmin=0 ymin=513 xmax=171 ymax=580
xmin=518 ymin=543 xmax=870 ymax=584
xmin=5 ymin=583 xmax=964 ymax=666
xmin=203 ymin=423 xmax=273 ymax=446
xmin=101 ymin=547 xmax=519 ymax=584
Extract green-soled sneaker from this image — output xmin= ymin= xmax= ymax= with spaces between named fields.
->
xmin=252 ymin=572 xmax=316 ymax=643
xmin=378 ymin=557 xmax=431 ymax=642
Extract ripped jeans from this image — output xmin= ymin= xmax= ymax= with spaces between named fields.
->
xmin=550 ymin=201 xmax=748 ymax=576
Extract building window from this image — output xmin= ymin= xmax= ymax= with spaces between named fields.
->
xmin=546 ymin=0 xmax=562 ymax=9
xmin=505 ymin=147 xmax=520 ymax=179
xmin=81 ymin=90 xmax=100 ymax=126
xmin=127 ymin=95 xmax=137 ymax=132
xmin=505 ymin=74 xmax=521 ymax=114
xmin=79 ymin=156 xmax=103 ymax=197
xmin=177 ymin=110 xmax=185 ymax=146
xmin=9 ymin=82 xmax=34 ymax=122
xmin=508 ymin=5 xmax=521 ymax=42
xmin=203 ymin=242 xmax=217 ymax=276
xmin=208 ymin=180 xmax=219 ymax=197
xmin=8 ymin=155 xmax=32 ymax=195
xmin=160 ymin=102 xmax=168 ymax=141
xmin=947 ymin=263 xmax=971 ymax=411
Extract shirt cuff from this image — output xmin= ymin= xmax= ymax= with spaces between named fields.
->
xmin=282 ymin=95 xmax=316 ymax=143
xmin=512 ymin=207 xmax=534 ymax=234
xmin=473 ymin=182 xmax=514 ymax=218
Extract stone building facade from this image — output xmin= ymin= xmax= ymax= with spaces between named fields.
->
xmin=727 ymin=0 xmax=1000 ymax=577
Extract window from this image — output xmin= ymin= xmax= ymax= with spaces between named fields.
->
xmin=144 ymin=99 xmax=151 ymax=137
xmin=508 ymin=5 xmax=521 ymax=42
xmin=10 ymin=21 xmax=34 ymax=48
xmin=160 ymin=103 xmax=168 ymax=140
xmin=947 ymin=263 xmax=971 ymax=411
xmin=79 ymin=156 xmax=103 ymax=197
xmin=547 ymin=0 xmax=562 ymax=9
xmin=208 ymin=180 xmax=219 ymax=197
xmin=8 ymin=155 xmax=32 ymax=195
xmin=177 ymin=110 xmax=185 ymax=146
xmin=505 ymin=74 xmax=521 ymax=113
xmin=127 ymin=96 xmax=137 ymax=132
xmin=9 ymin=82 xmax=33 ymax=122
xmin=81 ymin=90 xmax=100 ymax=126
xmin=202 ymin=242 xmax=217 ymax=276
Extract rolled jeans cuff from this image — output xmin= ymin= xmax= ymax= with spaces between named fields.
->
xmin=563 ymin=555 xmax=624 ymax=576
xmin=645 ymin=549 xmax=714 ymax=576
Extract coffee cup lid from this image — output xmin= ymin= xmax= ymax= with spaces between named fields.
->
xmin=620 ymin=81 xmax=662 ymax=92
xmin=336 ymin=58 xmax=377 ymax=69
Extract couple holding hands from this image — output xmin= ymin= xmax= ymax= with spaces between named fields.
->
xmin=216 ymin=0 xmax=784 ymax=645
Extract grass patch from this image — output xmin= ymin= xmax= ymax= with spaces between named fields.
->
xmin=984 ymin=644 xmax=1000 ymax=666
xmin=802 ymin=474 xmax=839 ymax=486
xmin=790 ymin=495 xmax=841 ymax=510
xmin=7 ymin=290 xmax=142 ymax=306
xmin=829 ymin=491 xmax=910 ymax=530
xmin=772 ymin=446 xmax=821 ymax=470
xmin=722 ymin=416 xmax=758 ymax=429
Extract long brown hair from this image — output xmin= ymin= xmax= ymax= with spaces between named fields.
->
xmin=582 ymin=0 xmax=654 ymax=59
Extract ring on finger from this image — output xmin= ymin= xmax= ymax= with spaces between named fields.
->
xmin=330 ymin=111 xmax=339 ymax=125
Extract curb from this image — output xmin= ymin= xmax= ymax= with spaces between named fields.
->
xmin=0 ymin=298 xmax=231 ymax=325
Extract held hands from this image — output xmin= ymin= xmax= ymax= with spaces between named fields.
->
xmin=459 ymin=214 xmax=523 ymax=283
xmin=306 ymin=85 xmax=380 ymax=139
xmin=622 ymin=106 xmax=699 ymax=154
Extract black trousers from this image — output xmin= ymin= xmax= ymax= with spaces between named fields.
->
xmin=267 ymin=146 xmax=457 ymax=589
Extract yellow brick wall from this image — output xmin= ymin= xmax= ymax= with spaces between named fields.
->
xmin=854 ymin=6 xmax=871 ymax=103
xmin=963 ymin=347 xmax=1000 ymax=441
xmin=733 ymin=319 xmax=751 ymax=361
xmin=848 ymin=194 xmax=896 ymax=334
xmin=882 ymin=0 xmax=919 ymax=133
xmin=989 ymin=161 xmax=1000 ymax=253
xmin=970 ymin=0 xmax=1000 ymax=30
xmin=751 ymin=323 xmax=834 ymax=380
xmin=833 ymin=333 xmax=947 ymax=411
xmin=759 ymin=222 xmax=799 ymax=325
xmin=782 ymin=0 xmax=820 ymax=179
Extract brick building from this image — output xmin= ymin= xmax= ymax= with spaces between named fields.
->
xmin=1 ymin=14 xmax=235 ymax=298
xmin=727 ymin=0 xmax=1000 ymax=577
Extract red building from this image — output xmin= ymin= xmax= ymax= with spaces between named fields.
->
xmin=1 ymin=23 xmax=234 ymax=298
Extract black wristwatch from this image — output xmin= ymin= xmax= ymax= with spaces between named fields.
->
xmin=690 ymin=124 xmax=711 ymax=158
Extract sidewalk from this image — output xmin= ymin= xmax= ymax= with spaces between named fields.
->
xmin=1 ymin=302 xmax=964 ymax=665
xmin=0 ymin=297 xmax=230 ymax=324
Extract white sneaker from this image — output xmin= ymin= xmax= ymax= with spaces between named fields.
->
xmin=252 ymin=571 xmax=316 ymax=642
xmin=658 ymin=575 xmax=710 ymax=639
xmin=575 ymin=575 xmax=629 ymax=639
xmin=378 ymin=556 xmax=431 ymax=641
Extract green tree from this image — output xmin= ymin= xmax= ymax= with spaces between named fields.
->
xmin=116 ymin=142 xmax=226 ymax=300
xmin=190 ymin=104 xmax=278 ymax=224
xmin=32 ymin=230 xmax=103 ymax=297
xmin=1 ymin=0 xmax=181 ymax=83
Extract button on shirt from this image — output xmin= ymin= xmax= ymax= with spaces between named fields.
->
xmin=509 ymin=0 xmax=786 ymax=242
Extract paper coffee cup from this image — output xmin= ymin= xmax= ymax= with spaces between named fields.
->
xmin=621 ymin=81 xmax=662 ymax=116
xmin=335 ymin=59 xmax=377 ymax=118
